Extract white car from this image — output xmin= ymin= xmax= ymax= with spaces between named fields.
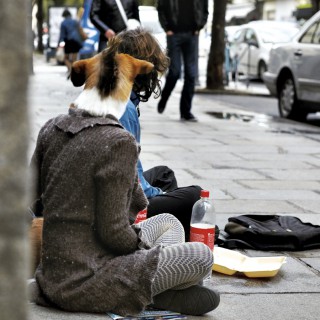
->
xmin=263 ymin=11 xmax=320 ymax=120
xmin=230 ymin=21 xmax=299 ymax=79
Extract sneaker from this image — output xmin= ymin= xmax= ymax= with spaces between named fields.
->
xmin=180 ymin=113 xmax=198 ymax=122
xmin=152 ymin=285 xmax=220 ymax=316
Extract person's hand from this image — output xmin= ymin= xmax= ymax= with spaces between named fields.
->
xmin=105 ymin=29 xmax=115 ymax=40
xmin=166 ymin=30 xmax=174 ymax=36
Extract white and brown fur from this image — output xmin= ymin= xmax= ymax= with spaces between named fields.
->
xmin=70 ymin=51 xmax=154 ymax=118
xmin=29 ymin=52 xmax=154 ymax=276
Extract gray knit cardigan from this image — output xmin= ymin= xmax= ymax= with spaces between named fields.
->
xmin=32 ymin=109 xmax=160 ymax=315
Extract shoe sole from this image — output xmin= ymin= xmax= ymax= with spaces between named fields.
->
xmin=180 ymin=118 xmax=198 ymax=122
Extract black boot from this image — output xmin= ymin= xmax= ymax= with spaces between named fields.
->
xmin=152 ymin=285 xmax=220 ymax=316
xmin=157 ymin=98 xmax=167 ymax=114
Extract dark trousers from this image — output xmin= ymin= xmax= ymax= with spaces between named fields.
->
xmin=98 ymin=35 xmax=107 ymax=52
xmin=160 ymin=32 xmax=198 ymax=117
xmin=143 ymin=166 xmax=201 ymax=241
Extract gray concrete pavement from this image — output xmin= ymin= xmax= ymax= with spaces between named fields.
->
xmin=27 ymin=54 xmax=320 ymax=320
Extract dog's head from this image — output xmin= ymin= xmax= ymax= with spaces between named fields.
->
xmin=70 ymin=51 xmax=154 ymax=118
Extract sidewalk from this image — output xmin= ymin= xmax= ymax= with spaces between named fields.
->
xmin=28 ymin=55 xmax=320 ymax=320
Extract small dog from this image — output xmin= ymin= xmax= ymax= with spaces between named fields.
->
xmin=29 ymin=50 xmax=154 ymax=276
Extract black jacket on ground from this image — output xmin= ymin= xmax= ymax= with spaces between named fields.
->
xmin=157 ymin=0 xmax=208 ymax=32
xmin=90 ymin=0 xmax=140 ymax=35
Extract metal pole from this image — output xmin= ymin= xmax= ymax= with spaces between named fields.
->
xmin=246 ymin=42 xmax=250 ymax=88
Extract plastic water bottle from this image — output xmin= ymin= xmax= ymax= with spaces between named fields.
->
xmin=190 ymin=190 xmax=216 ymax=251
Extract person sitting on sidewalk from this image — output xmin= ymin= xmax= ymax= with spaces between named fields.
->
xmin=29 ymin=29 xmax=220 ymax=316
xmin=120 ymin=92 xmax=202 ymax=240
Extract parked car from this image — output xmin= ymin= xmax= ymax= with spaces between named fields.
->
xmin=230 ymin=21 xmax=299 ymax=80
xmin=263 ymin=11 xmax=320 ymax=120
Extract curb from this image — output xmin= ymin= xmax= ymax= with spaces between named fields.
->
xmin=195 ymin=87 xmax=272 ymax=98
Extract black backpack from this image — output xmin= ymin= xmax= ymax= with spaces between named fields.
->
xmin=217 ymin=215 xmax=320 ymax=251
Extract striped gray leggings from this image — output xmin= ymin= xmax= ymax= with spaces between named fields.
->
xmin=137 ymin=213 xmax=214 ymax=296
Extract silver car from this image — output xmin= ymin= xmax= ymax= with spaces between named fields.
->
xmin=230 ymin=21 xmax=299 ymax=80
xmin=263 ymin=11 xmax=320 ymax=120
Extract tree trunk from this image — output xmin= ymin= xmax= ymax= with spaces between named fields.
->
xmin=206 ymin=0 xmax=227 ymax=90
xmin=0 ymin=1 xmax=30 ymax=319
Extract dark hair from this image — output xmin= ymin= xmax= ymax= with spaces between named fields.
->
xmin=106 ymin=28 xmax=170 ymax=102
xmin=62 ymin=9 xmax=71 ymax=18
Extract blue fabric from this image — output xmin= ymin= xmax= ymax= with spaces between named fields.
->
xmin=59 ymin=17 xmax=82 ymax=44
xmin=120 ymin=95 xmax=162 ymax=199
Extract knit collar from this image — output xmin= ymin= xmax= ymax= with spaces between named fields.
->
xmin=53 ymin=107 xmax=124 ymax=134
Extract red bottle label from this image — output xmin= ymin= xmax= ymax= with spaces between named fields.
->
xmin=190 ymin=225 xmax=215 ymax=251
xmin=134 ymin=208 xmax=147 ymax=224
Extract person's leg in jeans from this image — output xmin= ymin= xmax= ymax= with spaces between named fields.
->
xmin=180 ymin=33 xmax=197 ymax=120
xmin=158 ymin=34 xmax=182 ymax=114
xmin=147 ymin=185 xmax=202 ymax=241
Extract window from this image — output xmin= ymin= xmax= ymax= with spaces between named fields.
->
xmin=233 ymin=29 xmax=246 ymax=43
xmin=245 ymin=29 xmax=258 ymax=46
xmin=300 ymin=20 xmax=320 ymax=44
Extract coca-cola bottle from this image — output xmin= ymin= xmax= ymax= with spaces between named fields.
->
xmin=190 ymin=190 xmax=216 ymax=251
xmin=134 ymin=208 xmax=147 ymax=224
xmin=134 ymin=178 xmax=148 ymax=224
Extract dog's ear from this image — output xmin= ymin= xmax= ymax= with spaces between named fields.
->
xmin=71 ymin=54 xmax=101 ymax=88
xmin=70 ymin=60 xmax=87 ymax=87
xmin=132 ymin=57 xmax=154 ymax=76
xmin=115 ymin=54 xmax=154 ymax=80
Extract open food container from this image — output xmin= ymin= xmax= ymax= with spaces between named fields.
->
xmin=213 ymin=247 xmax=287 ymax=278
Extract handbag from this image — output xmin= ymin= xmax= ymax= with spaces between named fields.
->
xmin=115 ymin=0 xmax=140 ymax=30
xmin=78 ymin=25 xmax=88 ymax=41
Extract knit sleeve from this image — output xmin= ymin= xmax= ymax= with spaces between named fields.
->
xmin=29 ymin=119 xmax=54 ymax=216
xmin=94 ymin=134 xmax=147 ymax=255
xmin=29 ymin=137 xmax=44 ymax=216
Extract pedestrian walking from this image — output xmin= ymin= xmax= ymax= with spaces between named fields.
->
xmin=157 ymin=0 xmax=209 ymax=122
xmin=58 ymin=9 xmax=83 ymax=78
xmin=90 ymin=0 xmax=140 ymax=52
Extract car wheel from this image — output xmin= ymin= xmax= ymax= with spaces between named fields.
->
xmin=278 ymin=76 xmax=307 ymax=120
xmin=258 ymin=61 xmax=267 ymax=80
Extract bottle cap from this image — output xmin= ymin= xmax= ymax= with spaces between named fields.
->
xmin=201 ymin=190 xmax=209 ymax=198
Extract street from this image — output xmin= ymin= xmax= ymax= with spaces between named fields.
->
xmin=201 ymin=88 xmax=320 ymax=127
xmin=197 ymin=56 xmax=320 ymax=127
